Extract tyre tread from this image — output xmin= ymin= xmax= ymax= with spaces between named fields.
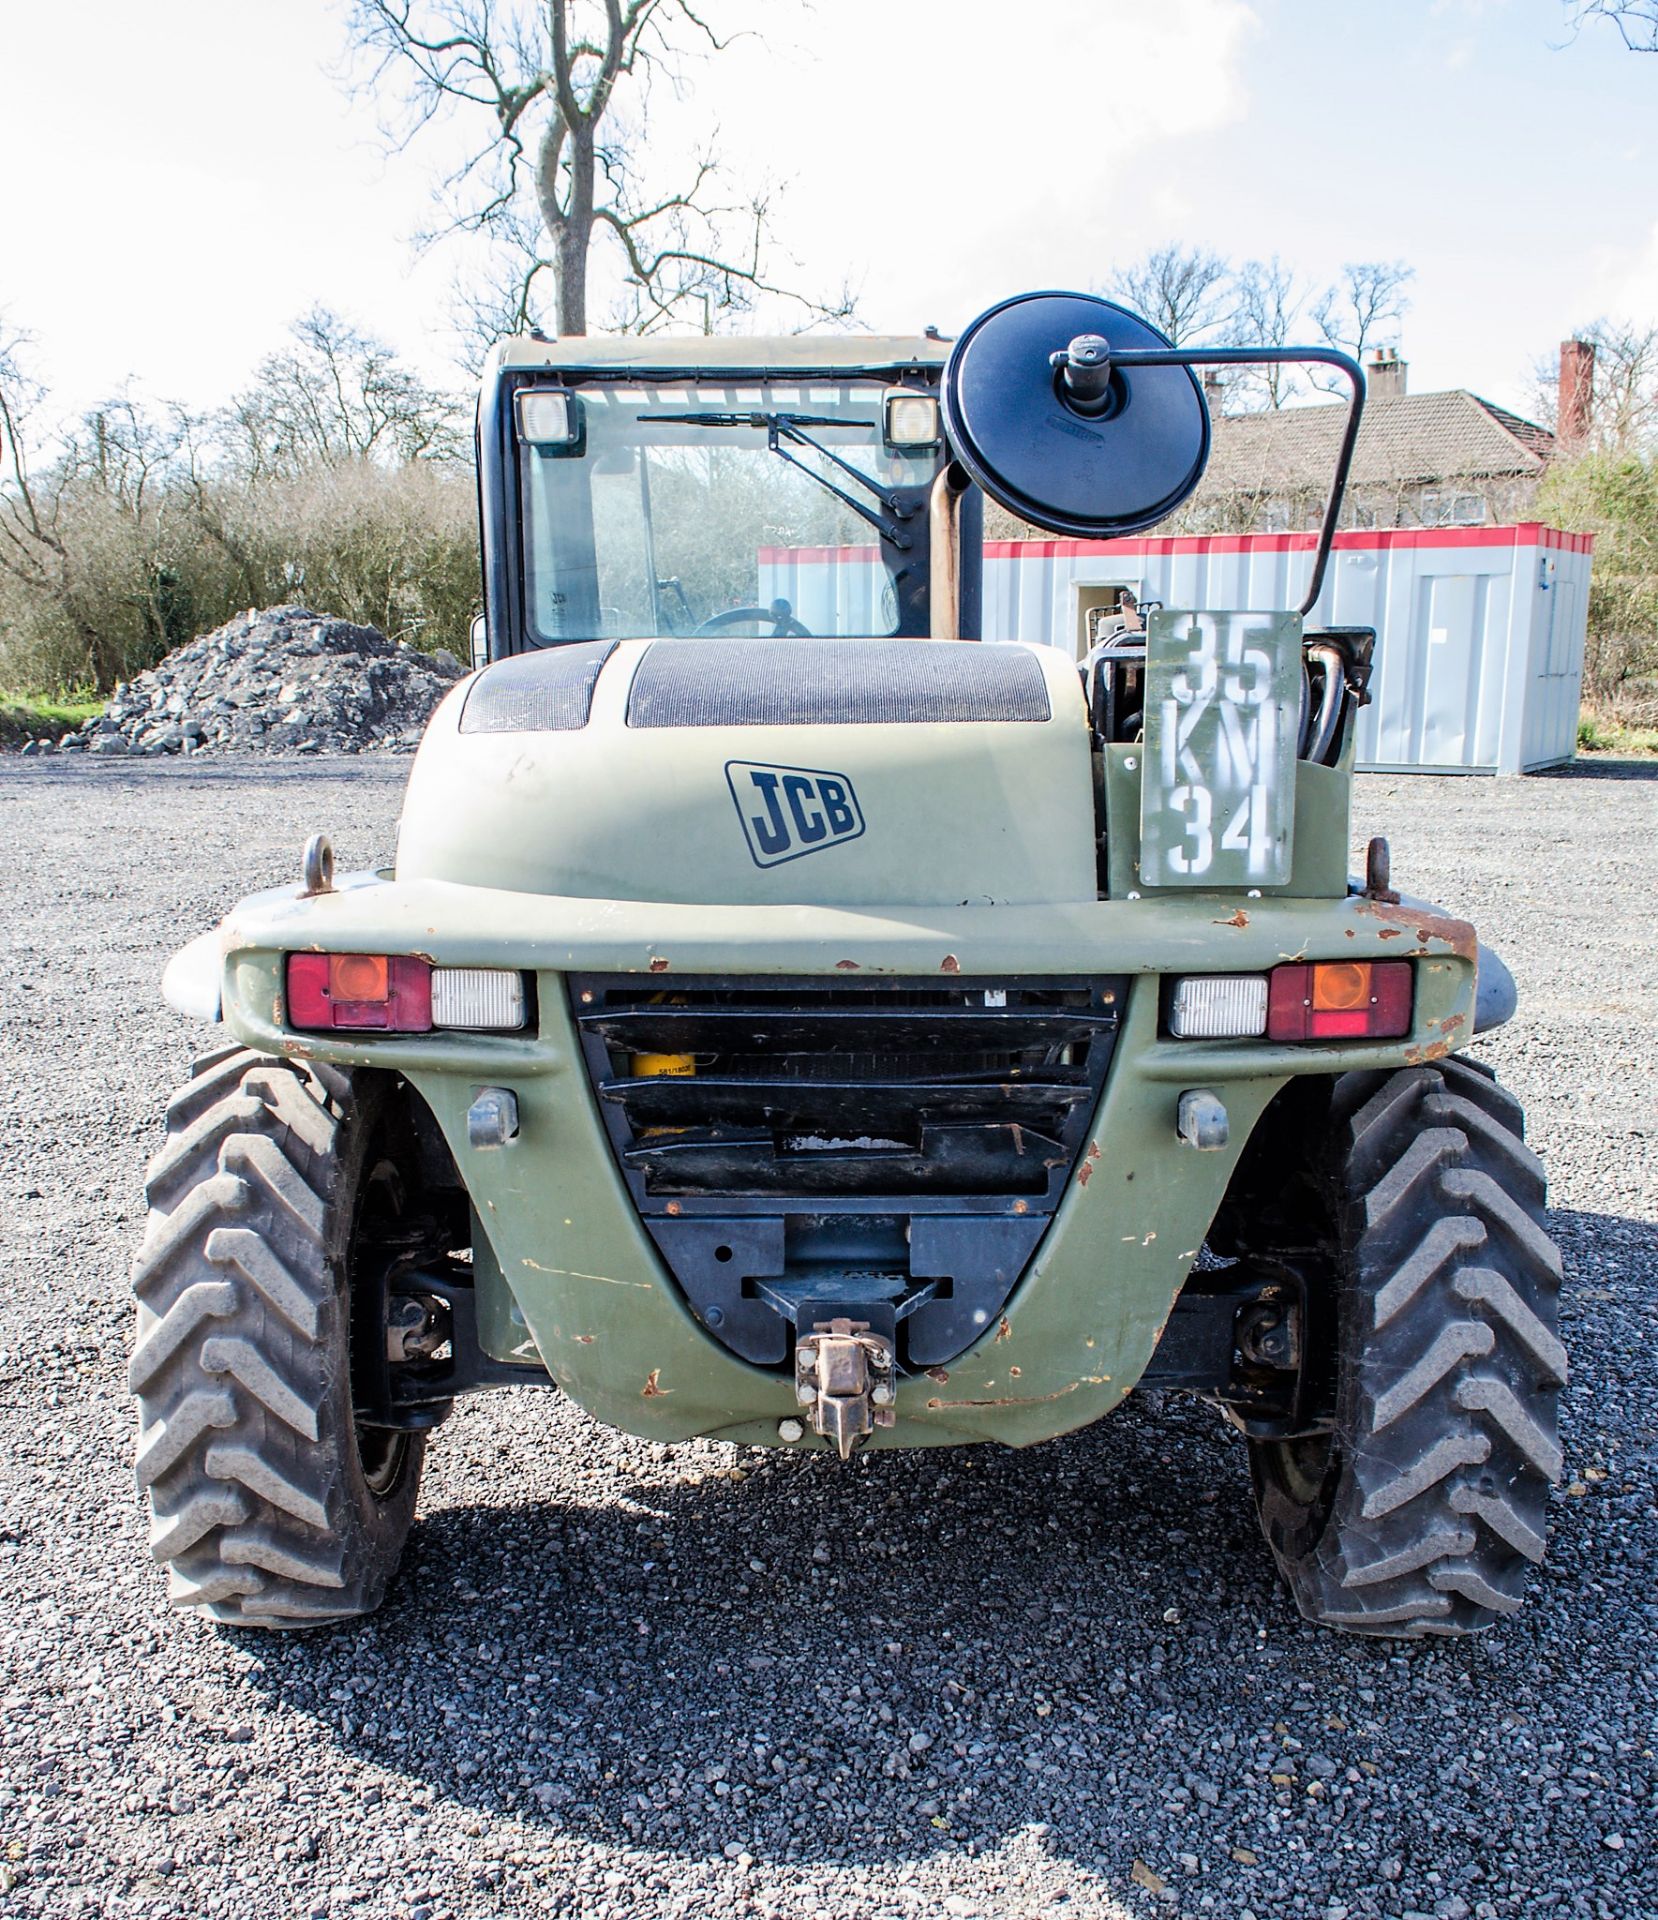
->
xmin=1250 ymin=1058 xmax=1564 ymax=1637
xmin=131 ymin=1046 xmax=421 ymax=1626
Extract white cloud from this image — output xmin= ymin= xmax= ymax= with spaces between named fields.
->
xmin=1587 ymin=217 xmax=1658 ymax=324
xmin=704 ymin=0 xmax=1261 ymax=334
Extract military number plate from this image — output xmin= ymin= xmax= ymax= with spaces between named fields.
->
xmin=1139 ymin=609 xmax=1301 ymax=889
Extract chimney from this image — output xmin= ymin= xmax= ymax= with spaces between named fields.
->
xmin=1558 ymin=338 xmax=1595 ymax=447
xmin=1202 ymin=370 xmax=1226 ymax=410
xmin=1364 ymin=346 xmax=1406 ymax=399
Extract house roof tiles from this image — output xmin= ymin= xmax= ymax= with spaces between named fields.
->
xmin=1199 ymin=389 xmax=1554 ymax=499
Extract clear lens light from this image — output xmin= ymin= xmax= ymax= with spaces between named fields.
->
xmin=885 ymin=392 xmax=940 ymax=446
xmin=1169 ymin=975 xmax=1269 ymax=1039
xmin=431 ymin=968 xmax=526 ymax=1031
xmin=516 ymin=391 xmax=577 ymax=445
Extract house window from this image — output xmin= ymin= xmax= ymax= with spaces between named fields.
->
xmin=1419 ymin=491 xmax=1486 ymax=528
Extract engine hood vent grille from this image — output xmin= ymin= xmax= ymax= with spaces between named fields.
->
xmin=624 ymin=638 xmax=1052 ymax=728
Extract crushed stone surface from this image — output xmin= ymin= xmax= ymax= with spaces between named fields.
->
xmin=44 ymin=606 xmax=464 ymax=759
xmin=0 ymin=754 xmax=1653 ymax=1920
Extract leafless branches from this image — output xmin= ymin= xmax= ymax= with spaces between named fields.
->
xmin=1105 ymin=246 xmax=1234 ymax=346
xmin=223 ymin=308 xmax=466 ymax=479
xmin=1561 ymin=1 xmax=1658 ymax=50
xmin=1232 ymin=257 xmax=1306 ymax=409
xmin=0 ymin=323 xmax=66 ymax=595
xmin=1312 ymin=260 xmax=1414 ymax=364
xmin=1533 ymin=319 xmax=1658 ymax=450
xmin=1099 ymin=249 xmax=1414 ymax=409
xmin=344 ymin=0 xmax=850 ymax=341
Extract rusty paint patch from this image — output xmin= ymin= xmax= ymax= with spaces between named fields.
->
xmin=834 ymin=959 xmax=860 ymax=971
xmin=1404 ymin=1013 xmax=1465 ymax=1069
xmin=925 ymin=1367 xmax=950 ymax=1384
xmin=1377 ymin=926 xmax=1404 ymax=941
xmin=994 ymin=1316 xmax=1012 ymax=1342
xmin=1215 ymin=908 xmax=1249 ymax=929
xmin=1352 ymin=895 xmax=1477 ymax=961
xmin=648 ymin=956 xmax=670 ymax=973
xmin=642 ymin=1368 xmax=668 ymax=1397
xmin=1078 ymin=1139 xmax=1102 ymax=1187
xmin=1008 ymin=1365 xmax=1022 ymax=1378
xmin=940 ymin=954 xmax=960 ymax=974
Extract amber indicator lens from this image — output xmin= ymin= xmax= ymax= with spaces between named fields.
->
xmin=1311 ymin=961 xmax=1371 ymax=1012
xmin=1267 ymin=960 xmax=1413 ymax=1041
xmin=329 ymin=953 xmax=389 ymax=1003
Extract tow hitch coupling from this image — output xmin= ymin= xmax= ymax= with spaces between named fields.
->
xmin=794 ymin=1318 xmax=896 ymax=1459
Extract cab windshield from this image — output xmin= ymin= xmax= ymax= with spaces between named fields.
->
xmin=517 ymin=381 xmax=939 ymax=643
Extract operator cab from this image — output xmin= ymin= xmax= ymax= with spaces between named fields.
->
xmin=475 ymin=336 xmax=978 ymax=664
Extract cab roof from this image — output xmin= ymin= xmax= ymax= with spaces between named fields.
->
xmin=492 ymin=332 xmax=950 ymax=379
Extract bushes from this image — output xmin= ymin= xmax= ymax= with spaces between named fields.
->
xmin=209 ymin=460 xmax=480 ymax=659
xmin=0 ymin=311 xmax=480 ymax=698
xmin=0 ymin=460 xmax=480 ymax=697
xmin=1536 ymin=447 xmax=1658 ymax=718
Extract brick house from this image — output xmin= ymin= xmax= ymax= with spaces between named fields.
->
xmin=1174 ymin=341 xmax=1595 ymax=534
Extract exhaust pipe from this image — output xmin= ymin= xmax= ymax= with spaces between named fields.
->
xmin=929 ymin=462 xmax=973 ymax=641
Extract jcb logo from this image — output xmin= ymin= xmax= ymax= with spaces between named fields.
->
xmin=726 ymin=761 xmax=864 ymax=868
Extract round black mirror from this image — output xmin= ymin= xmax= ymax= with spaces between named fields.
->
xmin=942 ymin=291 xmax=1211 ymax=538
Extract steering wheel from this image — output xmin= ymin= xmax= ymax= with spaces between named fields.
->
xmin=692 ymin=600 xmax=812 ymax=638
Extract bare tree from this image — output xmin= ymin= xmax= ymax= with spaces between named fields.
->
xmin=1102 ymin=251 xmax=1413 ymax=408
xmin=1104 ymin=245 xmax=1233 ymax=344
xmin=0 ymin=325 xmax=85 ymax=649
xmin=1562 ymin=1 xmax=1658 ymax=48
xmin=222 ymin=308 xmax=465 ymax=481
xmin=1231 ymin=256 xmax=1307 ymax=409
xmin=1311 ymin=260 xmax=1414 ymax=364
xmin=345 ymin=0 xmax=852 ymax=339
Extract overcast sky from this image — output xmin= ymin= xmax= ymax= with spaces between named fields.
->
xmin=3 ymin=0 xmax=1654 ymax=423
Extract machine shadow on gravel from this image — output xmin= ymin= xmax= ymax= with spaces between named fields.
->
xmin=1533 ymin=756 xmax=1658 ymax=782
xmin=229 ymin=1380 xmax=1599 ymax=1873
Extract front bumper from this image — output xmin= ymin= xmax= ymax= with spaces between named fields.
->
xmin=201 ymin=877 xmax=1476 ymax=1450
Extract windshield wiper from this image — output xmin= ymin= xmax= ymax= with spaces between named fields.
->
xmin=636 ymin=410 xmax=917 ymax=550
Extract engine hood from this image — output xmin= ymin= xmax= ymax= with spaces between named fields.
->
xmin=395 ymin=637 xmax=1097 ymax=908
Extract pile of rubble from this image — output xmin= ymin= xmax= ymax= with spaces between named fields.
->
xmin=50 ymin=606 xmax=466 ymax=757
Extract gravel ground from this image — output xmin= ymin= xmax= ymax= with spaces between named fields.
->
xmin=0 ymin=754 xmax=1654 ymax=1920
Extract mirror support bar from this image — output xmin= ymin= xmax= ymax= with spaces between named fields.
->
xmin=1100 ymin=346 xmax=1366 ymax=616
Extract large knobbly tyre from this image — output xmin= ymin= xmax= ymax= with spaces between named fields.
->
xmin=1250 ymin=1055 xmax=1566 ymax=1637
xmin=131 ymin=1046 xmax=424 ymax=1626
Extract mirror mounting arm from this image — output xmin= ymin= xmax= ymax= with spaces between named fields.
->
xmin=1103 ymin=345 xmax=1366 ymax=616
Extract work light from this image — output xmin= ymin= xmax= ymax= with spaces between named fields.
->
xmin=515 ymin=389 xmax=585 ymax=453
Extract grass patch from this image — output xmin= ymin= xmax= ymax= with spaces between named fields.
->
xmin=0 ymin=690 xmax=103 ymax=749
xmin=1578 ymin=711 xmax=1658 ymax=757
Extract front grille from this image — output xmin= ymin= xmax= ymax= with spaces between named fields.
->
xmin=570 ymin=974 xmax=1125 ymax=1368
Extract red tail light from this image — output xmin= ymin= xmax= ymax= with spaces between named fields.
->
xmin=1267 ymin=961 xmax=1412 ymax=1041
xmin=286 ymin=953 xmax=433 ymax=1032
